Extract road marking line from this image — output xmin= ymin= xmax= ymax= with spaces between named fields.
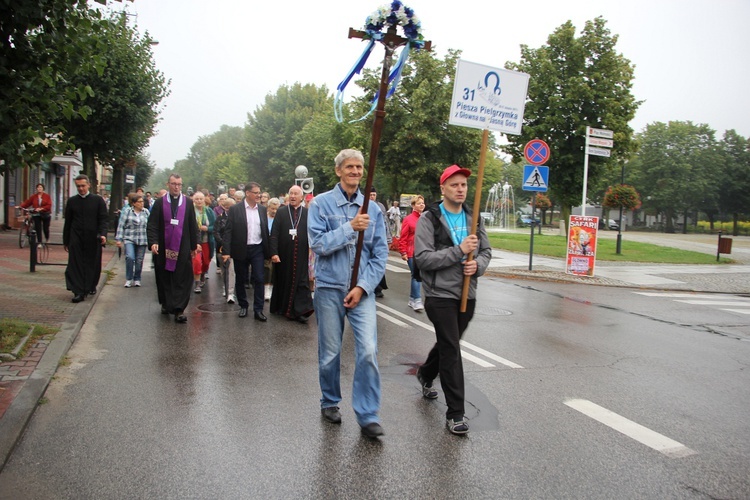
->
xmin=460 ymin=341 xmax=524 ymax=369
xmin=677 ymin=300 xmax=750 ymax=306
xmin=460 ymin=350 xmax=494 ymax=368
xmin=376 ymin=311 xmax=409 ymax=327
xmin=376 ymin=303 xmax=435 ymax=331
xmin=385 ymin=263 xmax=410 ymax=273
xmin=376 ymin=303 xmax=525 ymax=369
xmin=634 ymin=292 xmax=736 ymax=299
xmin=720 ymin=308 xmax=750 ymax=315
xmin=564 ymin=399 xmax=697 ymax=458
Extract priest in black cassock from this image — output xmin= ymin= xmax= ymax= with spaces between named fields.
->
xmin=147 ymin=173 xmax=199 ymax=323
xmin=269 ymin=185 xmax=314 ymax=322
xmin=63 ymin=174 xmax=108 ymax=303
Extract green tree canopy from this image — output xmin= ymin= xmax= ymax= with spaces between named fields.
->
xmin=505 ymin=17 xmax=640 ymax=221
xmin=0 ymin=1 xmax=102 ymax=164
xmin=243 ymin=83 xmax=333 ymax=195
xmin=63 ymin=12 xmax=169 ymax=196
xmin=629 ymin=121 xmax=722 ymax=233
xmin=718 ymin=130 xmax=750 ymax=235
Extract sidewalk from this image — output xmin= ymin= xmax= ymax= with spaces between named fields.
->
xmin=0 ymin=222 xmax=748 ymax=470
xmin=0 ymin=219 xmax=116 ymax=469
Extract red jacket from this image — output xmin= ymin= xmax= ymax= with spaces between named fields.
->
xmin=398 ymin=210 xmax=421 ymax=258
xmin=20 ymin=192 xmax=52 ymax=215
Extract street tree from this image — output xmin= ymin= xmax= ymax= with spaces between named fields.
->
xmin=0 ymin=1 xmax=102 ymax=164
xmin=718 ymin=130 xmax=750 ymax=235
xmin=505 ymin=17 xmax=640 ymax=224
xmin=630 ymin=121 xmax=721 ymax=233
xmin=182 ymin=125 xmax=245 ymax=191
xmin=63 ymin=12 xmax=169 ymax=200
xmin=243 ymin=83 xmax=332 ymax=195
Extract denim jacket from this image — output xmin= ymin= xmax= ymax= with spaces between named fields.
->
xmin=308 ymin=184 xmax=388 ymax=295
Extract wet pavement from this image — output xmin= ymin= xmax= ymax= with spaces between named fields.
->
xmin=0 ymin=221 xmax=750 ymax=490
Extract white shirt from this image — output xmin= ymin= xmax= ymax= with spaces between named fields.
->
xmin=245 ymin=201 xmax=262 ymax=245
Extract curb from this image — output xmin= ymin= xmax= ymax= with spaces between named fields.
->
xmin=0 ymin=252 xmax=118 ymax=472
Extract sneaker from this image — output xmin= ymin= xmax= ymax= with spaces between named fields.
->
xmin=416 ymin=370 xmax=438 ymax=399
xmin=227 ymin=294 xmax=236 ymax=304
xmin=446 ymin=418 xmax=469 ymax=435
xmin=194 ymin=283 xmax=201 ymax=293
xmin=134 ymin=281 xmax=141 ymax=287
xmin=124 ymin=280 xmax=132 ymax=288
xmin=412 ymin=299 xmax=424 ymax=312
xmin=408 ymin=299 xmax=414 ymax=309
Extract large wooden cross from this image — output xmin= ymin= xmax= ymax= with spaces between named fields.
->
xmin=347 ymin=25 xmax=431 ymax=288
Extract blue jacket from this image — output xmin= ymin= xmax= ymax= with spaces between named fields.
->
xmin=308 ymin=184 xmax=388 ymax=295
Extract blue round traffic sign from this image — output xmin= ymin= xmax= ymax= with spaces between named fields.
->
xmin=524 ymin=139 xmax=550 ymax=166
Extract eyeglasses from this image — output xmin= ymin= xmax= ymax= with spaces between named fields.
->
xmin=134 ymin=200 xmax=144 ymax=203
xmin=249 ymin=191 xmax=261 ymax=195
xmin=169 ymin=182 xmax=183 ymax=187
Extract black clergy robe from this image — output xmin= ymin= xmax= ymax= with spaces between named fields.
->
xmin=147 ymin=195 xmax=198 ymax=314
xmin=63 ymin=194 xmax=108 ymax=296
xmin=269 ymin=204 xmax=313 ymax=320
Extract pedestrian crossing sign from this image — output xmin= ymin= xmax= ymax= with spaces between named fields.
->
xmin=522 ymin=165 xmax=549 ymax=192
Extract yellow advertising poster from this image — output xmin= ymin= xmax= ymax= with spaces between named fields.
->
xmin=566 ymin=215 xmax=599 ymax=276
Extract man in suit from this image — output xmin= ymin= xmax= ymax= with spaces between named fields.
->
xmin=221 ymin=182 xmax=270 ymax=320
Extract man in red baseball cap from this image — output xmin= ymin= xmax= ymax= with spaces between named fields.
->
xmin=413 ymin=164 xmax=492 ymax=435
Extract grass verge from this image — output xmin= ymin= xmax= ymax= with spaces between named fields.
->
xmin=0 ymin=319 xmax=58 ymax=358
xmin=487 ymin=232 xmax=732 ymax=264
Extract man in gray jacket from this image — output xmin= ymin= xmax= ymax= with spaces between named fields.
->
xmin=413 ymin=165 xmax=492 ymax=435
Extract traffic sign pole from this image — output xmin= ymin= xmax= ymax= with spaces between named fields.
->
xmin=582 ymin=129 xmax=591 ymax=216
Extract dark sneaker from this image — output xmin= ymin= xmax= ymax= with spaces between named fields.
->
xmin=360 ymin=422 xmax=384 ymax=438
xmin=446 ymin=418 xmax=469 ymax=435
xmin=416 ymin=370 xmax=438 ymax=399
xmin=321 ymin=406 xmax=342 ymax=424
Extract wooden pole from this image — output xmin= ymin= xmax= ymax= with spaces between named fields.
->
xmin=349 ymin=27 xmax=398 ymax=289
xmin=460 ymin=128 xmax=489 ymax=312
xmin=344 ymin=26 xmax=431 ymax=289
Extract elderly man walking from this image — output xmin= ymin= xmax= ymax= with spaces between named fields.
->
xmin=308 ymin=149 xmax=389 ymax=438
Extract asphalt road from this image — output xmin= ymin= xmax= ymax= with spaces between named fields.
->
xmin=1 ymin=257 xmax=749 ymax=499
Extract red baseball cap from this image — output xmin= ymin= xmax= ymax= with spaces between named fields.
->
xmin=440 ymin=164 xmax=472 ymax=185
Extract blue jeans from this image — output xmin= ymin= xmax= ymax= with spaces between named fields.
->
xmin=314 ymin=287 xmax=381 ymax=426
xmin=407 ymin=258 xmax=421 ymax=301
xmin=124 ymin=243 xmax=147 ymax=281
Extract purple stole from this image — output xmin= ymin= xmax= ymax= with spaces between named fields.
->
xmin=162 ymin=194 xmax=187 ymax=272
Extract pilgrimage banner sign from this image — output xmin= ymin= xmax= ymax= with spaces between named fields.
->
xmin=566 ymin=215 xmax=599 ymax=276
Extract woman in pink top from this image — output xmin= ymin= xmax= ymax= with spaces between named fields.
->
xmin=398 ymin=195 xmax=425 ymax=311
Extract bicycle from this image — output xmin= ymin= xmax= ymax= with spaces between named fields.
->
xmin=17 ymin=208 xmax=49 ymax=264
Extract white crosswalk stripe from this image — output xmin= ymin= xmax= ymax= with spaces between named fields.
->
xmin=634 ymin=291 xmax=750 ymax=315
xmin=376 ymin=303 xmax=524 ymax=369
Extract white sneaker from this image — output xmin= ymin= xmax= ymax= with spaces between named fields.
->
xmin=412 ymin=299 xmax=424 ymax=312
xmin=407 ymin=299 xmax=414 ymax=309
xmin=124 ymin=280 xmax=132 ymax=288
xmin=134 ymin=281 xmax=141 ymax=287
xmin=227 ymin=294 xmax=236 ymax=304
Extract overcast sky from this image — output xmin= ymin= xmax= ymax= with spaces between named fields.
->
xmin=122 ymin=0 xmax=750 ymax=171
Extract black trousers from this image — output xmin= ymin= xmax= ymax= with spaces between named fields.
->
xmin=421 ymin=297 xmax=476 ymax=420
xmin=234 ymin=244 xmax=264 ymax=312
xmin=32 ymin=214 xmax=51 ymax=242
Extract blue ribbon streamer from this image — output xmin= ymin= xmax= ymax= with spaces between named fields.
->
xmin=334 ymin=37 xmax=378 ymax=123
xmin=340 ymin=42 xmax=414 ymax=123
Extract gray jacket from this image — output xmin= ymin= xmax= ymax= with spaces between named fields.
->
xmin=413 ymin=202 xmax=492 ymax=300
